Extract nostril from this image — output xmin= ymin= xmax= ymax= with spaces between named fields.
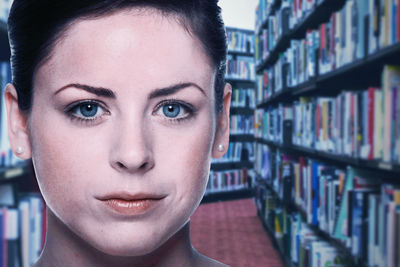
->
xmin=139 ymin=162 xmax=148 ymax=169
xmin=115 ymin=161 xmax=150 ymax=171
xmin=117 ymin=162 xmax=125 ymax=169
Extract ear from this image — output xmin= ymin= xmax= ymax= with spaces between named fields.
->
xmin=212 ymin=83 xmax=232 ymax=158
xmin=4 ymin=83 xmax=32 ymax=159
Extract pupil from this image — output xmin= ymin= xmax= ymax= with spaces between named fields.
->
xmin=163 ymin=104 xmax=180 ymax=118
xmin=80 ymin=104 xmax=98 ymax=117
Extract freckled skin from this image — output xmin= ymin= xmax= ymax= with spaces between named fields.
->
xmin=5 ymin=8 xmax=231 ymax=267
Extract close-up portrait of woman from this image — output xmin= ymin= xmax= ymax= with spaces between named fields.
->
xmin=5 ymin=0 xmax=385 ymax=266
xmin=4 ymin=0 xmax=232 ymax=266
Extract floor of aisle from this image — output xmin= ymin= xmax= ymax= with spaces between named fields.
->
xmin=190 ymin=198 xmax=285 ymax=267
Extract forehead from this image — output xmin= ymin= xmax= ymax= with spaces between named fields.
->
xmin=34 ymin=9 xmax=215 ymax=96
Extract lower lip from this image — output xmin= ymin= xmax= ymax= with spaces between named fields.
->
xmin=102 ymin=198 xmax=162 ymax=216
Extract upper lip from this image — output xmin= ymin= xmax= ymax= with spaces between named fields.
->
xmin=96 ymin=192 xmax=167 ymax=201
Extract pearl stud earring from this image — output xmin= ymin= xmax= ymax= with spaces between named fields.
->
xmin=217 ymin=144 xmax=224 ymax=152
xmin=16 ymin=146 xmax=23 ymax=154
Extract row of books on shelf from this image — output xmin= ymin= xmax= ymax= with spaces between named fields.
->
xmin=255 ymin=1 xmax=290 ymax=64
xmin=286 ymin=30 xmax=318 ymax=88
xmin=225 ymin=54 xmax=256 ymax=81
xmin=211 ymin=142 xmax=255 ymax=164
xmin=255 ymin=0 xmax=327 ymax=35
xmin=255 ymin=103 xmax=293 ymax=145
xmin=289 ymin=0 xmax=327 ymax=28
xmin=230 ymin=114 xmax=255 ymax=135
xmin=255 ymin=190 xmax=352 ymax=267
xmin=206 ymin=168 xmax=249 ymax=194
xmin=231 ymin=88 xmax=256 ymax=109
xmin=0 ymin=62 xmax=24 ymax=169
xmin=255 ymin=65 xmax=400 ymax=164
xmin=256 ymin=145 xmax=400 ymax=266
xmin=256 ymin=28 xmax=319 ymax=96
xmin=256 ymin=57 xmax=288 ymax=102
xmin=254 ymin=26 xmax=322 ymax=98
xmin=226 ymin=29 xmax=255 ymax=54
xmin=255 ymin=0 xmax=325 ymax=66
xmin=256 ymin=0 xmax=400 ymax=87
xmin=0 ymin=185 xmax=45 ymax=267
xmin=254 ymin=0 xmax=275 ymax=33
xmin=319 ymin=0 xmax=400 ymax=75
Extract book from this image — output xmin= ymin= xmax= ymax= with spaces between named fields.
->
xmin=351 ymin=189 xmax=377 ymax=262
xmin=0 ymin=184 xmax=15 ymax=207
xmin=230 ymin=115 xmax=255 ymax=135
xmin=226 ymin=28 xmax=255 ymax=54
xmin=382 ymin=65 xmax=400 ymax=162
xmin=368 ymin=194 xmax=380 ymax=267
xmin=4 ymin=208 xmax=20 ymax=267
xmin=226 ymin=55 xmax=256 ymax=81
xmin=18 ymin=194 xmax=44 ymax=267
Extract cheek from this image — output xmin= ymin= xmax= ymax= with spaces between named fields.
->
xmin=155 ymin=112 xmax=215 ymax=201
xmin=29 ymin=108 xmax=102 ymax=218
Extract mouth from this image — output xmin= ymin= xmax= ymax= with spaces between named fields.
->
xmin=96 ymin=192 xmax=167 ymax=216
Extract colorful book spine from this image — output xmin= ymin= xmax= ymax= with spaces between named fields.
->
xmin=206 ymin=169 xmax=249 ymax=194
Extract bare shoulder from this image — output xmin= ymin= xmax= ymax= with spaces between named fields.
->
xmin=202 ymin=258 xmax=230 ymax=267
xmin=194 ymin=252 xmax=230 ymax=267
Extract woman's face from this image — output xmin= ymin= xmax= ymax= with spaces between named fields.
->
xmin=26 ymin=10 xmax=222 ymax=256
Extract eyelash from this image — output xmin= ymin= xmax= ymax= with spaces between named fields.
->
xmin=64 ymin=99 xmax=196 ymax=126
xmin=153 ymin=99 xmax=196 ymax=124
xmin=64 ymin=100 xmax=109 ymax=126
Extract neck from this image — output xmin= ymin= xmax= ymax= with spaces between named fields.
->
xmin=35 ymin=207 xmax=197 ymax=267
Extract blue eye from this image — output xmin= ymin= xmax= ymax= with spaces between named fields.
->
xmin=163 ymin=104 xmax=180 ymax=118
xmin=67 ymin=101 xmax=106 ymax=122
xmin=80 ymin=103 xmax=98 ymax=117
xmin=155 ymin=100 xmax=195 ymax=122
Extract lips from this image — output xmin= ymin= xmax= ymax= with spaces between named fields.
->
xmin=96 ymin=192 xmax=166 ymax=216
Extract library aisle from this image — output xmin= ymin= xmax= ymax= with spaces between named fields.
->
xmin=191 ymin=198 xmax=284 ymax=267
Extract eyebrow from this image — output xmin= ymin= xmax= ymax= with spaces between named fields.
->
xmin=54 ymin=82 xmax=206 ymax=99
xmin=148 ymin=82 xmax=206 ymax=99
xmin=54 ymin=83 xmax=116 ymax=98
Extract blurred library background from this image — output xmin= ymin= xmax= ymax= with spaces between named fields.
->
xmin=1 ymin=0 xmax=400 ymax=266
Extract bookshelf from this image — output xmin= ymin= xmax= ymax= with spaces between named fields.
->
xmin=0 ymin=163 xmax=31 ymax=183
xmin=0 ymin=3 xmax=47 ymax=267
xmin=205 ymin=27 xmax=257 ymax=201
xmin=256 ymin=138 xmax=400 ymax=177
xmin=256 ymin=0 xmax=346 ymax=72
xmin=254 ymin=0 xmax=400 ymax=266
xmin=254 ymin=175 xmax=357 ymax=267
xmin=202 ymin=188 xmax=254 ymax=204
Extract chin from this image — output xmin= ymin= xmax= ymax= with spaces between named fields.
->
xmin=100 ymin=245 xmax=158 ymax=257
xmin=84 ymin=226 xmax=171 ymax=257
xmin=91 ymin=236 xmax=164 ymax=257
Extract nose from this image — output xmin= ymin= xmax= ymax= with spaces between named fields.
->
xmin=109 ymin=117 xmax=154 ymax=174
